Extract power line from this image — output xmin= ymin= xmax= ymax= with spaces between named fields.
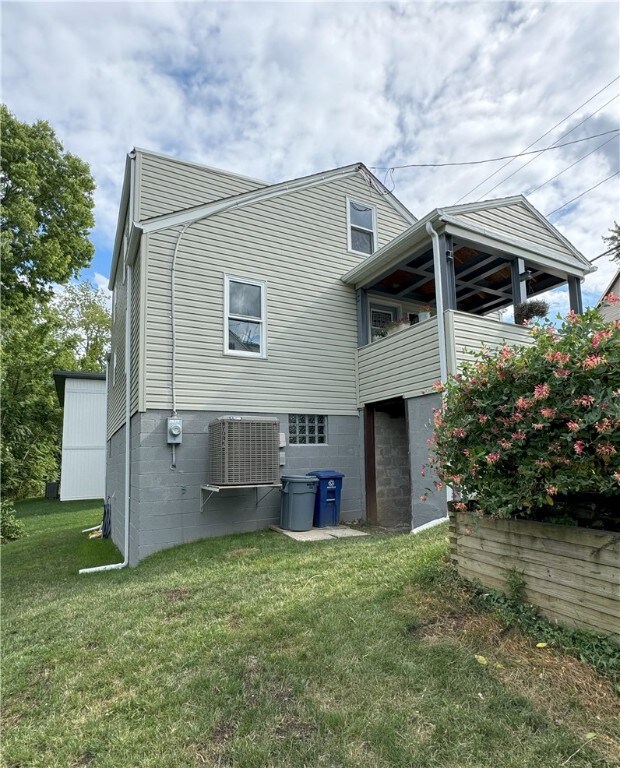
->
xmin=589 ymin=248 xmax=615 ymax=264
xmin=526 ymin=133 xmax=618 ymax=195
xmin=478 ymin=93 xmax=619 ymax=199
xmin=369 ymin=129 xmax=618 ymax=171
xmin=545 ymin=170 xmax=620 ymax=217
xmin=452 ymin=75 xmax=620 ymax=203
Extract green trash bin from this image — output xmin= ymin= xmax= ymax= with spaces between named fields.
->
xmin=280 ymin=475 xmax=319 ymax=531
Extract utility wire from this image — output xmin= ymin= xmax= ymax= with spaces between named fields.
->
xmin=453 ymin=75 xmax=620 ymax=203
xmin=478 ymin=93 xmax=619 ymax=199
xmin=588 ymin=248 xmax=615 ymax=264
xmin=545 ymin=171 xmax=619 ymax=217
xmin=369 ymin=130 xmax=618 ymax=171
xmin=526 ymin=133 xmax=618 ymax=195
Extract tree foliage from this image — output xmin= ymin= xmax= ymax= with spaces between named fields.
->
xmin=55 ymin=281 xmax=111 ymax=370
xmin=603 ymin=221 xmax=620 ymax=263
xmin=431 ymin=306 xmax=620 ymax=522
xmin=0 ymin=104 xmax=96 ymax=304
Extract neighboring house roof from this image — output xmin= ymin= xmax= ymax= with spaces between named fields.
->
xmin=53 ymin=370 xmax=105 ymax=407
xmin=342 ymin=194 xmax=595 ymax=288
xmin=108 ymin=153 xmax=417 ymax=289
xmin=596 ymin=267 xmax=620 ymax=306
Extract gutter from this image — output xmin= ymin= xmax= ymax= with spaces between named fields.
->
xmin=80 ymin=154 xmax=136 ymax=574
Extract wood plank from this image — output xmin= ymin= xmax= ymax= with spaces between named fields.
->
xmin=454 ymin=520 xmax=619 ymax=568
xmin=456 ymin=532 xmax=620 ymax=588
xmin=456 ymin=563 xmax=620 ymax=637
xmin=458 ymin=549 xmax=620 ymax=616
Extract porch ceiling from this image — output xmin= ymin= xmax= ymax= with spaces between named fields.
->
xmin=371 ymin=242 xmax=565 ymax=315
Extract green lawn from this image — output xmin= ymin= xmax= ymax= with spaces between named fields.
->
xmin=2 ymin=499 xmax=619 ymax=768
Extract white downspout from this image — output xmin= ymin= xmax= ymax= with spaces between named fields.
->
xmin=80 ymin=156 xmax=136 ymax=574
xmin=425 ymin=221 xmax=448 ymax=385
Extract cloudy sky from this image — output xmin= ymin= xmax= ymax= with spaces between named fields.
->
xmin=2 ymin=1 xmax=619 ymax=314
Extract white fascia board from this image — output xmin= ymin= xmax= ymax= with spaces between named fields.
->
xmin=441 ymin=216 xmax=595 ymax=278
xmin=108 ymin=155 xmax=133 ymax=290
xmin=140 ymin=164 xmax=363 ymax=234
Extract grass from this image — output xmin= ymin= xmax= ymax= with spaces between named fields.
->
xmin=2 ymin=499 xmax=619 ymax=768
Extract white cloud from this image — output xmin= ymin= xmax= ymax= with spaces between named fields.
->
xmin=2 ymin=1 xmax=618 ymax=310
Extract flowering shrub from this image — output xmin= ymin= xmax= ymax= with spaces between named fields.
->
xmin=431 ymin=305 xmax=620 ymax=521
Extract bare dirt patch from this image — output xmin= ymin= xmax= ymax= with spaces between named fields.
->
xmin=163 ymin=588 xmax=191 ymax=603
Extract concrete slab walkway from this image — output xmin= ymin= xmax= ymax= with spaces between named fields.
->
xmin=269 ymin=525 xmax=369 ymax=541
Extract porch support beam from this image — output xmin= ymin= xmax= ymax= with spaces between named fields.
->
xmin=511 ymin=257 xmax=528 ymax=306
xmin=438 ymin=233 xmax=457 ymax=311
xmin=568 ymin=275 xmax=583 ymax=314
xmin=356 ymin=288 xmax=369 ymax=347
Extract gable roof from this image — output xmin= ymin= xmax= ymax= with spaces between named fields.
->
xmin=343 ymin=194 xmax=595 ymax=288
xmin=109 ymin=156 xmax=417 ymax=289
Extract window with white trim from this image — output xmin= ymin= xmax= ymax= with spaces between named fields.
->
xmin=289 ymin=415 xmax=327 ymax=445
xmin=347 ymin=198 xmax=377 ymax=255
xmin=224 ymin=275 xmax=267 ymax=357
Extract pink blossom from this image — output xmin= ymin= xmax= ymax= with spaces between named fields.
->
xmin=486 ymin=451 xmax=501 ymax=464
xmin=546 ymin=485 xmax=559 ymax=496
xmin=511 ymin=412 xmax=524 ymax=422
xmin=420 ymin=465 xmax=426 ymax=478
xmin=452 ymin=428 xmax=467 ymax=439
xmin=595 ymin=444 xmax=617 ymax=459
xmin=419 ymin=494 xmax=427 ymax=502
xmin=603 ymin=292 xmax=620 ymax=305
xmin=511 ymin=430 xmax=526 ymax=441
xmin=465 ymin=526 xmax=474 ymax=536
xmin=614 ymin=472 xmax=620 ymax=483
xmin=592 ymin=329 xmax=613 ymax=348
xmin=516 ymin=396 xmax=533 ymax=410
xmin=539 ymin=408 xmax=556 ymax=419
xmin=567 ymin=420 xmax=581 ymax=432
xmin=554 ymin=369 xmax=571 ymax=378
xmin=595 ymin=419 xmax=612 ymax=434
xmin=555 ymin=456 xmax=570 ymax=465
xmin=432 ymin=381 xmax=446 ymax=393
xmin=499 ymin=439 xmax=512 ymax=450
xmin=535 ymin=459 xmax=551 ymax=468
xmin=533 ymin=384 xmax=550 ymax=400
xmin=499 ymin=345 xmax=514 ymax=358
xmin=583 ymin=354 xmax=606 ymax=370
xmin=533 ymin=423 xmax=545 ymax=430
xmin=573 ymin=441 xmax=586 ymax=455
xmin=434 ymin=481 xmax=444 ymax=490
xmin=574 ymin=395 xmax=595 ymax=407
xmin=454 ymin=502 xmax=467 ymax=512
xmin=566 ymin=310 xmax=581 ymax=324
xmin=478 ymin=413 xmax=489 ymax=424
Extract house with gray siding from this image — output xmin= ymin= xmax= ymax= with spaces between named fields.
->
xmin=105 ymin=148 xmax=594 ymax=565
xmin=596 ymin=268 xmax=620 ymax=322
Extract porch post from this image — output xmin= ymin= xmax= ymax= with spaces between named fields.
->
xmin=438 ymin=233 xmax=457 ymax=311
xmin=510 ymin=258 xmax=528 ymax=307
xmin=567 ymin=275 xmax=583 ymax=314
xmin=356 ymin=288 xmax=369 ymax=347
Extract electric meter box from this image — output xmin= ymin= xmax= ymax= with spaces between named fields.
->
xmin=167 ymin=417 xmax=183 ymax=444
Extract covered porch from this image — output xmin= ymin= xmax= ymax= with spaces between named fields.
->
xmin=342 ymin=195 xmax=595 ymax=531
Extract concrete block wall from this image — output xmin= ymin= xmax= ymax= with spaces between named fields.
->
xmin=406 ymin=393 xmax=447 ymax=528
xmin=108 ymin=410 xmax=363 ymax=564
xmin=374 ymin=410 xmax=411 ymax=529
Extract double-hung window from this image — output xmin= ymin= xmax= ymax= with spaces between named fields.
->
xmin=224 ymin=275 xmax=267 ymax=358
xmin=347 ymin=197 xmax=377 ymax=255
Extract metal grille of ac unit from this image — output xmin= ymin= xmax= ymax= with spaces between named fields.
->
xmin=207 ymin=416 xmax=280 ymax=485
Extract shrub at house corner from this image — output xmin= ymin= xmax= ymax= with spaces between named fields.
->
xmin=431 ymin=304 xmax=620 ymax=525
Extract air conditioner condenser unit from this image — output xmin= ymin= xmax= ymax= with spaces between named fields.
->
xmin=207 ymin=416 xmax=280 ymax=486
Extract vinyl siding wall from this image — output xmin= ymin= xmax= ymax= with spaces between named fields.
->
xmin=357 ymin=319 xmax=441 ymax=405
xmin=137 ymin=151 xmax=265 ymax=220
xmin=143 ymin=173 xmax=411 ymax=415
xmin=599 ymin=275 xmax=620 ymax=323
xmin=452 ymin=203 xmax=574 ymax=259
xmin=446 ymin=310 xmax=534 ymax=371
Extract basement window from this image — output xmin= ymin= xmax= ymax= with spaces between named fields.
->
xmin=347 ymin=197 xmax=377 ymax=255
xmin=224 ymin=275 xmax=267 ymax=358
xmin=289 ymin=415 xmax=327 ymax=445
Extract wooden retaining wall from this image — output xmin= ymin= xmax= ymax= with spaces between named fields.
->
xmin=449 ymin=511 xmax=620 ymax=643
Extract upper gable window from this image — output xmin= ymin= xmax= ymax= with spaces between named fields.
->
xmin=347 ymin=197 xmax=377 ymax=255
xmin=224 ymin=275 xmax=267 ymax=358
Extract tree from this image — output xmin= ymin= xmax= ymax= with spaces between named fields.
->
xmin=55 ymin=281 xmax=111 ymax=370
xmin=603 ymin=221 xmax=620 ymax=263
xmin=0 ymin=105 xmax=96 ymax=304
xmin=0 ymin=299 xmax=77 ymax=499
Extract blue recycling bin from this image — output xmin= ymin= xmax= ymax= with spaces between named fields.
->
xmin=307 ymin=470 xmax=345 ymax=527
